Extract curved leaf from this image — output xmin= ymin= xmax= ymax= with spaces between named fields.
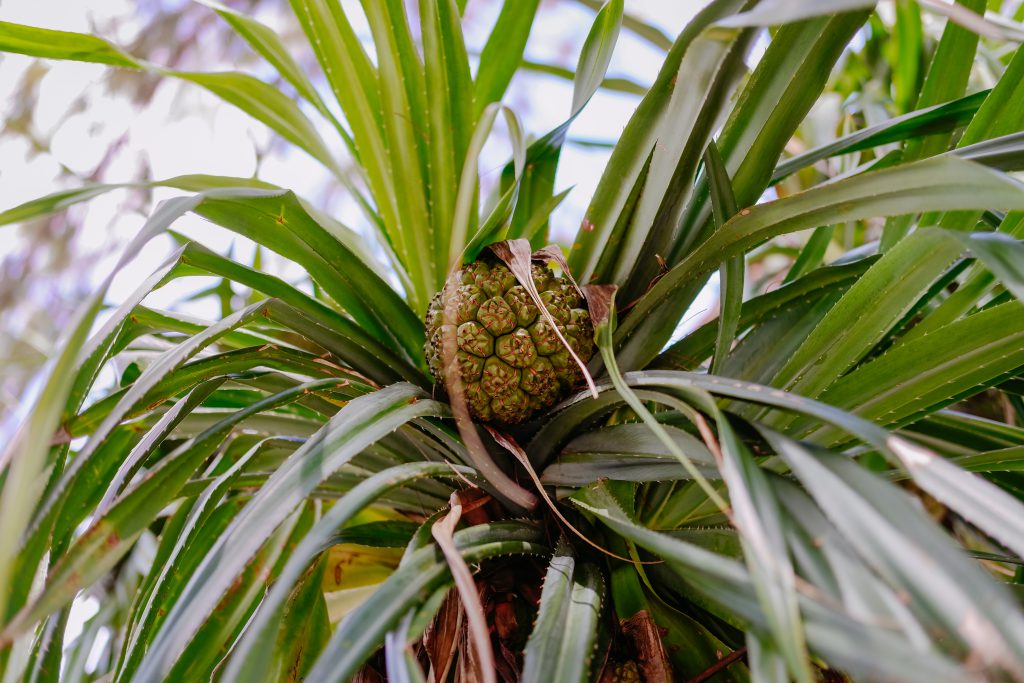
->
xmin=223 ymin=462 xmax=473 ymax=683
xmin=0 ymin=20 xmax=140 ymax=67
xmin=304 ymin=522 xmax=549 ymax=683
xmin=615 ymin=157 xmax=1024 ymax=370
xmin=132 ymin=384 xmax=444 ymax=683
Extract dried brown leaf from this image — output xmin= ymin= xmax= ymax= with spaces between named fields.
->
xmin=622 ymin=610 xmax=673 ymax=683
xmin=491 ymin=239 xmax=598 ymax=398
xmin=432 ymin=492 xmax=498 ymax=683
xmin=425 ymin=591 xmax=462 ymax=683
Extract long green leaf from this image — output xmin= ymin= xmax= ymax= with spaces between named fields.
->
xmin=287 ymin=0 xmax=421 ymax=307
xmin=521 ymin=540 xmax=576 ymax=683
xmin=304 ymin=522 xmax=549 ymax=683
xmin=656 ymin=257 xmax=874 ymax=370
xmin=674 ymin=10 xmax=869 ymax=268
xmin=168 ymin=70 xmax=340 ymax=173
xmin=704 ymin=142 xmax=743 ymax=375
xmin=166 ymin=506 xmax=306 ymax=681
xmin=132 ymin=384 xmax=442 ymax=683
xmin=609 ymin=21 xmax=753 ymax=295
xmin=767 ymin=230 xmax=962 ymax=401
xmin=615 ymin=157 xmax=1024 ymax=371
xmin=197 ymin=0 xmax=352 ymax=148
xmin=807 ymin=300 xmax=1024 ymax=435
xmin=765 ymin=431 xmax=1024 ymax=673
xmin=0 ymin=175 xmax=283 ymax=235
xmin=359 ymin=0 xmax=435 ymax=302
xmin=541 ymin=423 xmax=716 ymax=486
xmin=67 ymin=345 xmax=339 ymax=438
xmin=549 ymin=563 xmax=604 ymax=683
xmin=770 ymin=90 xmax=988 ymax=184
xmin=945 ymin=230 xmax=1024 ymax=302
xmin=573 ymin=482 xmax=970 ymax=683
xmin=176 ymin=243 xmax=423 ymax=385
xmin=223 ymin=462 xmax=473 ymax=683
xmin=189 ymin=189 xmax=424 ymax=363
xmin=0 ymin=195 xmax=192 ymax=626
xmin=568 ymin=0 xmax=749 ymax=284
xmin=880 ymin=0 xmax=985 ymax=249
xmin=504 ymin=0 xmax=623 ymax=244
xmin=0 ymin=21 xmax=349 ymax=177
xmin=29 ymin=300 xmax=274 ymax=544
xmin=2 ymin=378 xmax=346 ymax=643
xmin=273 ymin=556 xmax=332 ymax=682
xmin=421 ymin=0 xmax=473 ymax=269
xmin=114 ymin=437 xmax=291 ymax=681
xmin=473 ymin=0 xmax=541 ymax=116
xmin=0 ymin=20 xmax=140 ymax=67
xmin=712 ymin=421 xmax=813 ymax=682
xmin=948 ymin=445 xmax=1024 ymax=473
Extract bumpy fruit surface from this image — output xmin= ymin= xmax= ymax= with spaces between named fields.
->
xmin=424 ymin=258 xmax=594 ymax=424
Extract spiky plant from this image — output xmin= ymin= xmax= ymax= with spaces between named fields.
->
xmin=2 ymin=1 xmax=1024 ymax=681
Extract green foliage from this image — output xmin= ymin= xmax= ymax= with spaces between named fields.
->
xmin=2 ymin=1 xmax=1024 ymax=681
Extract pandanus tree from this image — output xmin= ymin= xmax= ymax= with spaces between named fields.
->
xmin=3 ymin=0 xmax=1024 ymax=680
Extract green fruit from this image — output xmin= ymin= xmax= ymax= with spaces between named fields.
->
xmin=425 ymin=258 xmax=594 ymax=424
